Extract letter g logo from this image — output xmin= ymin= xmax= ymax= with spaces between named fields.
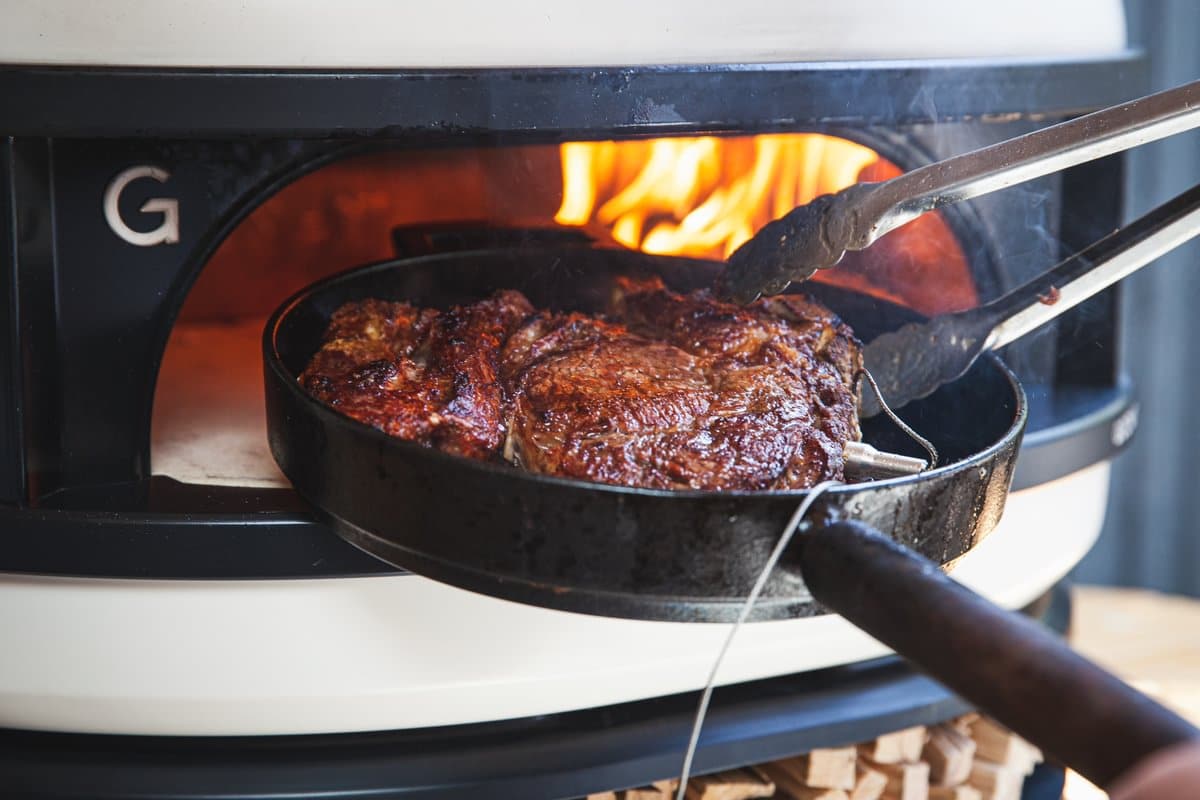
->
xmin=103 ymin=166 xmax=180 ymax=247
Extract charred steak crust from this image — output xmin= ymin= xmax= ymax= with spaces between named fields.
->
xmin=301 ymin=291 xmax=533 ymax=459
xmin=299 ymin=277 xmax=862 ymax=490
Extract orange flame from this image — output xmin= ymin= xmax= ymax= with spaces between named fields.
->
xmin=555 ymin=134 xmax=880 ymax=259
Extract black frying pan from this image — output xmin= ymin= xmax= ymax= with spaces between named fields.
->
xmin=263 ymin=246 xmax=1196 ymax=788
xmin=264 ymin=247 xmax=1022 ymax=623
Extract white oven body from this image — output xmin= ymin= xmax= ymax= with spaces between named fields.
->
xmin=0 ymin=0 xmax=1124 ymax=67
xmin=0 ymin=463 xmax=1109 ymax=736
xmin=0 ymin=0 xmax=1128 ymax=739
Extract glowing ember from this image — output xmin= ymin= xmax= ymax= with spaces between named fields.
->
xmin=556 ymin=134 xmax=879 ymax=259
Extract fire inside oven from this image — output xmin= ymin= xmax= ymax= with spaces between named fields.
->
xmin=150 ymin=133 xmax=975 ymax=488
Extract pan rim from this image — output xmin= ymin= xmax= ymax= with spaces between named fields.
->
xmin=263 ymin=248 xmax=1028 ymax=501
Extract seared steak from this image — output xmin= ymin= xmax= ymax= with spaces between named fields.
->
xmin=300 ymin=277 xmax=861 ymax=489
xmin=301 ymin=291 xmax=533 ymax=459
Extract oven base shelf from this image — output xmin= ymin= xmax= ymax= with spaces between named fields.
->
xmin=0 ymin=583 xmax=1068 ymax=800
xmin=0 ymin=465 xmax=1108 ymax=737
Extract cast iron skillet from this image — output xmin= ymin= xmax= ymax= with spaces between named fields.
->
xmin=263 ymin=247 xmax=1197 ymax=788
xmin=264 ymin=247 xmax=1023 ymax=623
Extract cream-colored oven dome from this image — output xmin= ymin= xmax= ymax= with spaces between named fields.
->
xmin=0 ymin=0 xmax=1125 ymax=68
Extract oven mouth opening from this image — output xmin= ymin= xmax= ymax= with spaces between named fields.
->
xmin=150 ymin=133 xmax=977 ymax=490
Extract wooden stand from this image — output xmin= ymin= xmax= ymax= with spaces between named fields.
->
xmin=587 ymin=714 xmax=1045 ymax=800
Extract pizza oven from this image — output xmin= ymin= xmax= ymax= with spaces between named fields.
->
xmin=0 ymin=1 xmax=1146 ymax=797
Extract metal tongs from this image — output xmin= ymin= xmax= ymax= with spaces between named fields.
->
xmin=859 ymin=182 xmax=1200 ymax=416
xmin=721 ymin=78 xmax=1200 ymax=416
xmin=725 ymin=78 xmax=1200 ymax=301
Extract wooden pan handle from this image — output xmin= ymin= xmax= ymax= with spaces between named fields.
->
xmin=798 ymin=519 xmax=1199 ymax=789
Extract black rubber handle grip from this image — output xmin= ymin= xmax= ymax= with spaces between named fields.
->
xmin=798 ymin=519 xmax=1199 ymax=788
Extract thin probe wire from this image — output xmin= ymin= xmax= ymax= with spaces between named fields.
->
xmin=857 ymin=368 xmax=939 ymax=469
xmin=674 ymin=480 xmax=842 ymax=800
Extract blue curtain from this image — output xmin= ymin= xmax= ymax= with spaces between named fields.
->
xmin=1073 ymin=0 xmax=1200 ymax=593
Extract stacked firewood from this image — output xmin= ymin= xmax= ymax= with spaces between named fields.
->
xmin=587 ymin=715 xmax=1042 ymax=800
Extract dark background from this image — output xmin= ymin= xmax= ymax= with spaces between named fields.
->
xmin=1074 ymin=0 xmax=1200 ymax=594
